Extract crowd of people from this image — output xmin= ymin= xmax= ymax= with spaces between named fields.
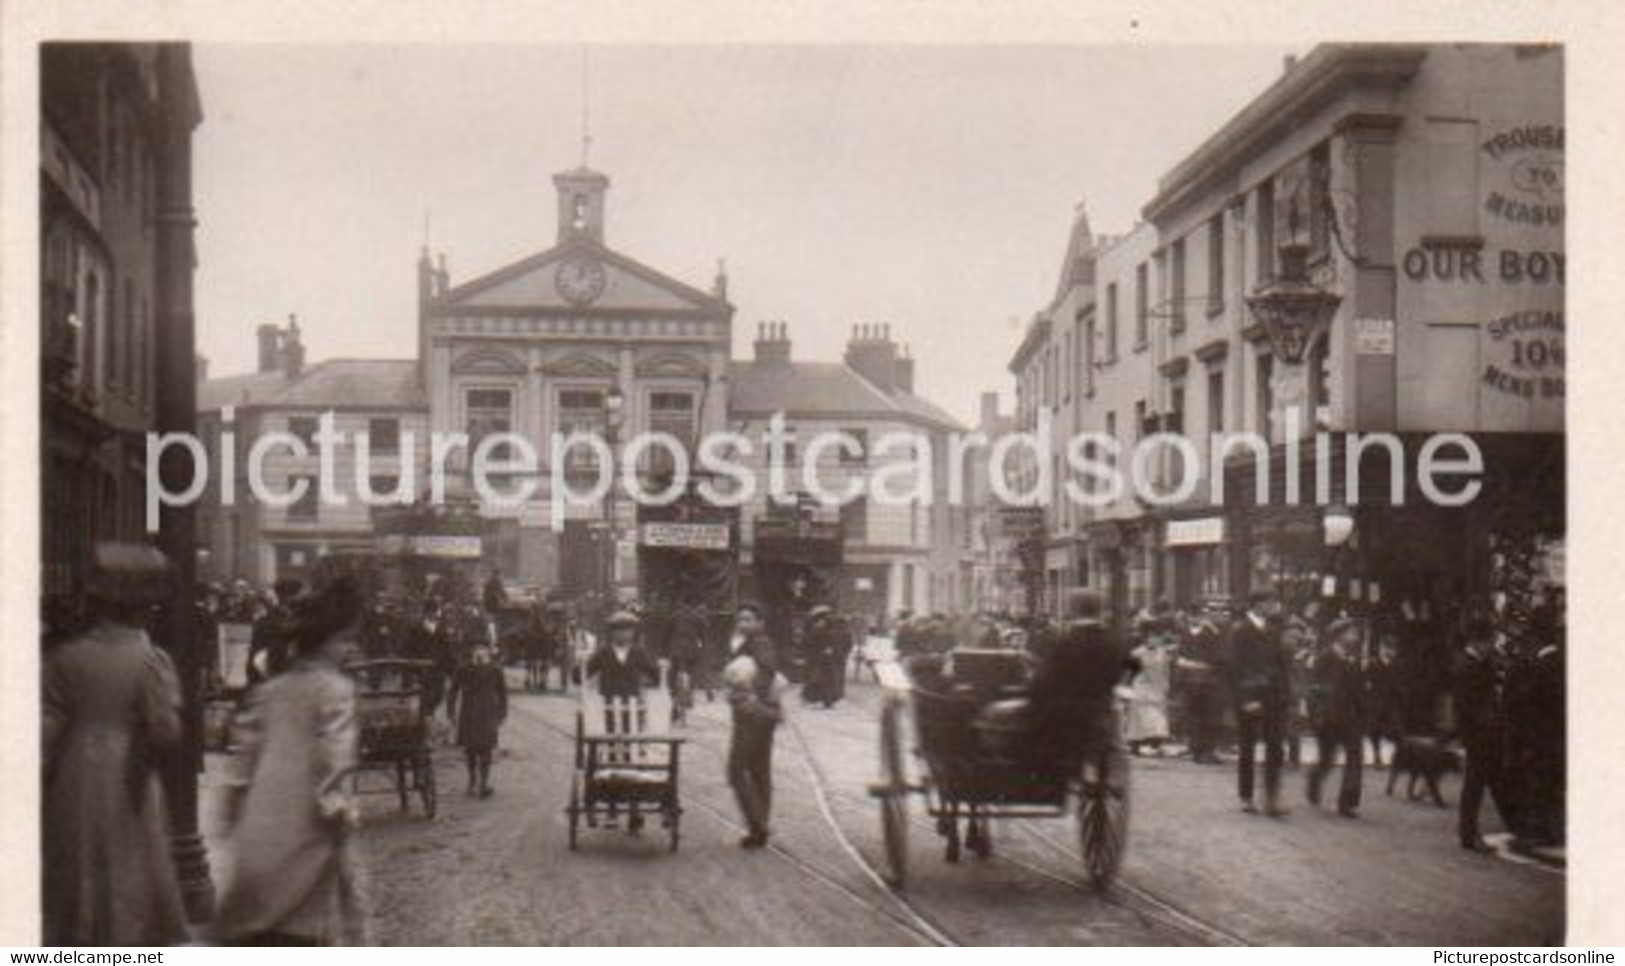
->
xmin=877 ymin=585 xmax=1564 ymax=855
xmin=40 ymin=539 xmax=1565 ymax=946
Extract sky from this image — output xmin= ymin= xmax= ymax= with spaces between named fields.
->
xmin=192 ymin=44 xmax=1299 ymax=423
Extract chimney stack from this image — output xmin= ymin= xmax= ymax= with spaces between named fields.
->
xmin=1283 ymin=54 xmax=1298 ymax=75
xmin=894 ymin=343 xmax=915 ymax=394
xmin=256 ymin=323 xmax=281 ymax=373
xmin=282 ymin=313 xmax=305 ymax=378
xmin=845 ymin=322 xmax=899 ymax=393
xmin=713 ymin=259 xmax=729 ymax=301
xmin=753 ymin=320 xmax=791 ymax=366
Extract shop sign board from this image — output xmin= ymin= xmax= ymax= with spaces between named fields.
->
xmin=1165 ymin=517 xmax=1226 ymax=547
xmin=640 ymin=521 xmax=731 ymax=551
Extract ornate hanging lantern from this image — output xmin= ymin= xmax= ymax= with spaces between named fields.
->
xmin=1245 ymin=242 xmax=1343 ymax=364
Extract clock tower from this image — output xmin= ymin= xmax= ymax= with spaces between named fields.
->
xmin=554 ymin=166 xmax=609 ymax=244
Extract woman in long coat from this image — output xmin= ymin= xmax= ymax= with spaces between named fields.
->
xmin=214 ymin=578 xmax=366 ymax=946
xmin=448 ymin=644 xmax=508 ymax=797
xmin=42 ymin=544 xmax=189 ymax=946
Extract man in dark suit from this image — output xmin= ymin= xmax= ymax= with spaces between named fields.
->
xmin=1029 ymin=590 xmax=1133 ymax=757
xmin=585 ymin=610 xmax=660 ymax=699
xmin=1306 ymin=618 xmax=1366 ymax=817
xmin=1455 ymin=617 xmax=1507 ymax=852
xmin=1228 ymin=588 xmax=1292 ymax=816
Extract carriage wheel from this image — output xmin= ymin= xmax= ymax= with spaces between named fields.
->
xmin=1077 ymin=742 xmax=1130 ymax=888
xmin=419 ymin=752 xmax=438 ymax=819
xmin=567 ymin=773 xmax=582 ymax=851
xmin=877 ymin=699 xmax=909 ymax=889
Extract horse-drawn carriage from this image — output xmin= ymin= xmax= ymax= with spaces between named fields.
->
xmin=869 ymin=648 xmax=1130 ymax=889
xmin=345 ymin=658 xmax=439 ymax=819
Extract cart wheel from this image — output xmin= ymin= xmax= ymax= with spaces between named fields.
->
xmin=877 ymin=699 xmax=909 ymax=889
xmin=567 ymin=774 xmax=582 ymax=851
xmin=1078 ymin=741 xmax=1130 ymax=888
xmin=419 ymin=753 xmax=437 ymax=819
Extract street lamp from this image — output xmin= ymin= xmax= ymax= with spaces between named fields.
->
xmin=1245 ymin=242 xmax=1342 ymax=366
xmin=1323 ymin=503 xmax=1355 ymax=549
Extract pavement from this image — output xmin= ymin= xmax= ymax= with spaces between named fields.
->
xmin=196 ymin=669 xmax=1565 ymax=945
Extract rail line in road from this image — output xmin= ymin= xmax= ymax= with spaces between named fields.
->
xmin=522 ymin=689 xmax=1249 ymax=946
xmin=779 ymin=703 xmax=1253 ymax=947
xmin=523 ymin=702 xmax=957 ymax=947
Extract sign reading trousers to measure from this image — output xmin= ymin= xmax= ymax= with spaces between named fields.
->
xmin=640 ymin=521 xmax=731 ymax=551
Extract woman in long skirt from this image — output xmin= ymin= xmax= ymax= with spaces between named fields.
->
xmin=42 ymin=544 xmax=189 ymax=946
xmin=215 ymin=578 xmax=367 ymax=946
xmin=1125 ymin=623 xmax=1173 ymax=756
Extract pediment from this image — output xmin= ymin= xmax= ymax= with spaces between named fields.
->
xmin=635 ymin=351 xmax=709 ymax=379
xmin=538 ymin=350 xmax=618 ymax=378
xmin=451 ymin=347 xmax=527 ymax=376
xmin=438 ymin=242 xmax=728 ymax=316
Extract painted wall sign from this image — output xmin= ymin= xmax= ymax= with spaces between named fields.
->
xmin=1482 ymin=309 xmax=1565 ymax=399
xmin=1400 ymin=243 xmax=1564 ymax=285
xmin=1481 ymin=124 xmax=1564 ymax=227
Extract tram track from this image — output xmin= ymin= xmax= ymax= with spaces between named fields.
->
xmin=520 ymin=699 xmax=957 ymax=947
xmin=521 ymin=688 xmax=1250 ymax=946
xmin=774 ymin=697 xmax=1253 ymax=947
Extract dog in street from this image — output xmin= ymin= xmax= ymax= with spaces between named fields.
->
xmin=1385 ymin=736 xmax=1463 ymax=807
